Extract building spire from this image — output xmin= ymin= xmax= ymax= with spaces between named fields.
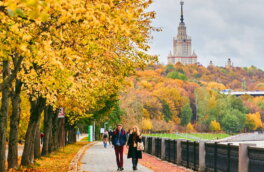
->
xmin=180 ymin=1 xmax=184 ymax=23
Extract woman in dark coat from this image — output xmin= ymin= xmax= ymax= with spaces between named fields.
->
xmin=126 ymin=126 xmax=142 ymax=171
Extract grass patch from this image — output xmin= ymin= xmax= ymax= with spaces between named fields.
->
xmin=145 ymin=133 xmax=230 ymax=141
xmin=80 ymin=137 xmax=88 ymax=141
xmin=12 ymin=141 xmax=90 ymax=172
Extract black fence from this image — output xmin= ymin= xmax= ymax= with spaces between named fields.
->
xmin=155 ymin=137 xmax=162 ymax=158
xmin=143 ymin=136 xmax=198 ymax=171
xmin=248 ymin=147 xmax=264 ymax=172
xmin=205 ymin=143 xmax=238 ymax=172
xmin=147 ymin=137 xmax=152 ymax=154
xmin=142 ymin=136 xmax=263 ymax=172
xmin=164 ymin=139 xmax=177 ymax=163
xmin=181 ymin=141 xmax=199 ymax=171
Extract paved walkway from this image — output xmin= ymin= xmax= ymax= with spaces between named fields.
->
xmin=79 ymin=142 xmax=153 ymax=172
xmin=215 ymin=133 xmax=264 ymax=147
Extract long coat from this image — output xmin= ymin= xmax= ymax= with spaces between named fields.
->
xmin=127 ymin=133 xmax=142 ymax=159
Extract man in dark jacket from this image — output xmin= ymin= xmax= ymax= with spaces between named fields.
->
xmin=112 ymin=124 xmax=127 ymax=171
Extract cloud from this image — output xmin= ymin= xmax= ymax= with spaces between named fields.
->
xmin=148 ymin=0 xmax=264 ymax=69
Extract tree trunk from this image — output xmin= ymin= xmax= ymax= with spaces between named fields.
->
xmin=21 ymin=97 xmax=46 ymax=166
xmin=57 ymin=118 xmax=65 ymax=148
xmin=52 ymin=111 xmax=59 ymax=150
xmin=8 ymin=79 xmax=22 ymax=169
xmin=68 ymin=127 xmax=77 ymax=144
xmin=48 ymin=126 xmax=54 ymax=153
xmin=42 ymin=106 xmax=53 ymax=156
xmin=0 ymin=61 xmax=10 ymax=172
xmin=34 ymin=120 xmax=41 ymax=159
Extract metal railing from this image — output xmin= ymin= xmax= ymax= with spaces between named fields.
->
xmin=248 ymin=147 xmax=264 ymax=172
xmin=205 ymin=143 xmax=238 ymax=172
xmin=147 ymin=137 xmax=152 ymax=154
xmin=181 ymin=140 xmax=199 ymax=170
xmin=142 ymin=136 xmax=256 ymax=172
xmin=155 ymin=137 xmax=162 ymax=158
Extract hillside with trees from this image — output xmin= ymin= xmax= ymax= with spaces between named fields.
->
xmin=109 ymin=63 xmax=264 ymax=133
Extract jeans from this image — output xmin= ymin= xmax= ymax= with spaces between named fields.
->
xmin=103 ymin=141 xmax=107 ymax=148
xmin=114 ymin=146 xmax=124 ymax=168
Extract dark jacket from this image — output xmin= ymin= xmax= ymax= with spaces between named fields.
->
xmin=127 ymin=133 xmax=142 ymax=159
xmin=112 ymin=129 xmax=127 ymax=146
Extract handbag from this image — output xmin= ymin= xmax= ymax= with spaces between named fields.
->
xmin=137 ymin=142 xmax=144 ymax=151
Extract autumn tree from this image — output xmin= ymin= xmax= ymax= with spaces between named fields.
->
xmin=142 ymin=118 xmax=153 ymax=132
xmin=209 ymin=120 xmax=221 ymax=132
xmin=245 ymin=112 xmax=262 ymax=130
xmin=0 ymin=0 xmax=158 ymax=170
xmin=186 ymin=123 xmax=194 ymax=133
xmin=180 ymin=103 xmax=193 ymax=126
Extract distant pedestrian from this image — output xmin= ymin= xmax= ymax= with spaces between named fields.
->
xmin=102 ymin=130 xmax=109 ymax=148
xmin=126 ymin=129 xmax=132 ymax=145
xmin=108 ymin=130 xmax=113 ymax=145
xmin=40 ymin=133 xmax=44 ymax=145
xmin=126 ymin=126 xmax=143 ymax=171
xmin=77 ymin=128 xmax=81 ymax=141
xmin=112 ymin=124 xmax=127 ymax=171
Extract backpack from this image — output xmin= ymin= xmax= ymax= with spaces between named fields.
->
xmin=103 ymin=134 xmax=108 ymax=138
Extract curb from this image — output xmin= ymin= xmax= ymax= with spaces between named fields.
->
xmin=68 ymin=142 xmax=95 ymax=172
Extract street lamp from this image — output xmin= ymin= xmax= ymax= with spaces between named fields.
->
xmin=104 ymin=122 xmax=109 ymax=131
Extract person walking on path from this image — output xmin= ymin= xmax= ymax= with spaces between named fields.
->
xmin=108 ymin=129 xmax=113 ymax=146
xmin=102 ymin=130 xmax=109 ymax=148
xmin=112 ymin=124 xmax=127 ymax=171
xmin=126 ymin=126 xmax=142 ymax=171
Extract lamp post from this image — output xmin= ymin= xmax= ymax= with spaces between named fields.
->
xmin=104 ymin=122 xmax=109 ymax=131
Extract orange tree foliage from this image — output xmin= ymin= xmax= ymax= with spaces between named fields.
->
xmin=117 ymin=64 xmax=264 ymax=133
xmin=1 ymin=0 xmax=159 ymax=121
xmin=0 ymin=0 xmax=159 ymax=169
xmin=142 ymin=118 xmax=153 ymax=131
xmin=245 ymin=112 xmax=263 ymax=130
xmin=186 ymin=123 xmax=195 ymax=133
xmin=209 ymin=120 xmax=221 ymax=132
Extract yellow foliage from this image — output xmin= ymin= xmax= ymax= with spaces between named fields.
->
xmin=209 ymin=120 xmax=221 ymax=132
xmin=153 ymin=87 xmax=182 ymax=124
xmin=0 ymin=0 xmax=158 ymax=125
xmin=20 ymin=141 xmax=93 ymax=172
xmin=186 ymin=123 xmax=194 ymax=133
xmin=142 ymin=118 xmax=153 ymax=131
xmin=203 ymin=82 xmax=226 ymax=90
xmin=245 ymin=112 xmax=263 ymax=130
xmin=143 ymin=108 xmax=150 ymax=118
xmin=140 ymin=80 xmax=152 ymax=89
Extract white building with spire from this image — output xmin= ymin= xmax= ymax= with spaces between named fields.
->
xmin=168 ymin=1 xmax=197 ymax=65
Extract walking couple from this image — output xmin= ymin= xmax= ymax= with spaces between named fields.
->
xmin=112 ymin=124 xmax=143 ymax=171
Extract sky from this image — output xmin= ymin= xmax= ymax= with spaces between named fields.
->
xmin=148 ymin=0 xmax=264 ymax=69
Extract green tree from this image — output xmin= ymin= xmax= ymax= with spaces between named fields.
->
xmin=180 ymin=103 xmax=193 ymax=126
xmin=108 ymin=102 xmax=124 ymax=128
xmin=258 ymin=101 xmax=264 ymax=110
xmin=167 ymin=71 xmax=188 ymax=80
xmin=165 ymin=64 xmax=176 ymax=74
xmin=161 ymin=100 xmax=172 ymax=122
xmin=222 ymin=114 xmax=241 ymax=133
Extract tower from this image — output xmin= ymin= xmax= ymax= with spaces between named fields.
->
xmin=168 ymin=1 xmax=197 ymax=65
xmin=225 ymin=58 xmax=233 ymax=68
